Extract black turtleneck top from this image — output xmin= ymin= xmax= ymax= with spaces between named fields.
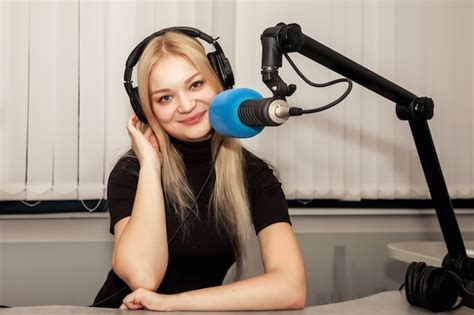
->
xmin=93 ymin=137 xmax=290 ymax=308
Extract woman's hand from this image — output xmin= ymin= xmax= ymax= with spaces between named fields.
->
xmin=119 ymin=288 xmax=174 ymax=311
xmin=127 ymin=113 xmax=162 ymax=168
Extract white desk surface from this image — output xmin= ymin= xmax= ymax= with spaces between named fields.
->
xmin=2 ymin=291 xmax=472 ymax=314
xmin=388 ymin=241 xmax=474 ymax=267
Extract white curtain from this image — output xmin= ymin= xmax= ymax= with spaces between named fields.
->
xmin=0 ymin=0 xmax=472 ymax=202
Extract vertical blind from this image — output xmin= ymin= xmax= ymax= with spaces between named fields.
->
xmin=0 ymin=0 xmax=473 ymax=202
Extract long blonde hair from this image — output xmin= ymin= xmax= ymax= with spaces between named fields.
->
xmin=134 ymin=31 xmax=251 ymax=275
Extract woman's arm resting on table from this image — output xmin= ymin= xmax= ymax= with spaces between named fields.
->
xmin=121 ymin=222 xmax=307 ymax=311
xmin=112 ymin=163 xmax=169 ymax=292
xmin=112 ymin=115 xmax=169 ymax=291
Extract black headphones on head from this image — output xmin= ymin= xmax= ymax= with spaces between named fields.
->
xmin=124 ymin=26 xmax=235 ymax=123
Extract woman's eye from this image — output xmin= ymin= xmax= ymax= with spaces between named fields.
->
xmin=190 ymin=80 xmax=204 ymax=89
xmin=158 ymin=95 xmax=172 ymax=103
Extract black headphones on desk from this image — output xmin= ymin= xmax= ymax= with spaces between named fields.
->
xmin=404 ymin=261 xmax=474 ymax=312
xmin=123 ymin=26 xmax=235 ymax=123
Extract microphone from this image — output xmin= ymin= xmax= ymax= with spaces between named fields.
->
xmin=209 ymin=88 xmax=291 ymax=138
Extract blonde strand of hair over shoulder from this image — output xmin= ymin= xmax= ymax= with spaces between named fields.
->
xmin=132 ymin=31 xmax=252 ymax=276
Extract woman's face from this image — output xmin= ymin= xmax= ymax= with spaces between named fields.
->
xmin=148 ymin=54 xmax=217 ymax=142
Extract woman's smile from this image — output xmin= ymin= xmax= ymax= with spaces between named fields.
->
xmin=180 ymin=111 xmax=206 ymax=126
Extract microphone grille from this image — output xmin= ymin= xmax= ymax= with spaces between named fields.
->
xmin=238 ymin=104 xmax=266 ymax=126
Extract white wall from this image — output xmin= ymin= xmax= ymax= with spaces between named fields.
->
xmin=1 ymin=210 xmax=474 ymax=307
xmin=2 ymin=0 xmax=474 ymax=201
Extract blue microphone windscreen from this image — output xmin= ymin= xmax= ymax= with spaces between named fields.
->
xmin=209 ymin=88 xmax=264 ymax=138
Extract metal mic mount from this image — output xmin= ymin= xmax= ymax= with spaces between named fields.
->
xmin=260 ymin=22 xmax=474 ymax=309
xmin=260 ymin=23 xmax=297 ymax=98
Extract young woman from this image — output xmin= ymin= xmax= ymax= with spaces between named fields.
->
xmin=93 ymin=30 xmax=306 ymax=311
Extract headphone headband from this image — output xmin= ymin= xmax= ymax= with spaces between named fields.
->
xmin=124 ymin=26 xmax=218 ymax=82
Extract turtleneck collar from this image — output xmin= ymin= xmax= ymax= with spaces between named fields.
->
xmin=170 ymin=136 xmax=213 ymax=166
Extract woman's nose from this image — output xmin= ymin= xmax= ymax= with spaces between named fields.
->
xmin=178 ymin=95 xmax=196 ymax=113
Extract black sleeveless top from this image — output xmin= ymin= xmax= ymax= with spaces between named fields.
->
xmin=93 ymin=137 xmax=290 ymax=308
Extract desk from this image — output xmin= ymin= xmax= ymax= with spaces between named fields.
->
xmin=1 ymin=291 xmax=472 ymax=314
xmin=388 ymin=241 xmax=474 ymax=267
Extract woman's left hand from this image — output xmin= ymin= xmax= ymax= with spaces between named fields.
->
xmin=119 ymin=288 xmax=174 ymax=311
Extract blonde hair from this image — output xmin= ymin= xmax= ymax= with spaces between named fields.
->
xmin=134 ymin=31 xmax=251 ymax=275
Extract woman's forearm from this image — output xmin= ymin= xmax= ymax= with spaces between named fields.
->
xmin=113 ymin=161 xmax=168 ymax=291
xmin=170 ymin=269 xmax=306 ymax=311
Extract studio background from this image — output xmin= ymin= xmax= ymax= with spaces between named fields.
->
xmin=1 ymin=0 xmax=474 ymax=308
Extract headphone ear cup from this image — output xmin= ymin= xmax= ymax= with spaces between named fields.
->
xmin=405 ymin=262 xmax=424 ymax=306
xmin=130 ymin=87 xmax=148 ymax=123
xmin=417 ymin=266 xmax=433 ymax=306
xmin=207 ymin=52 xmax=234 ymax=90
xmin=405 ymin=262 xmax=462 ymax=312
xmin=216 ymin=53 xmax=234 ymax=89
xmin=424 ymin=269 xmax=461 ymax=312
xmin=207 ymin=53 xmax=222 ymax=84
